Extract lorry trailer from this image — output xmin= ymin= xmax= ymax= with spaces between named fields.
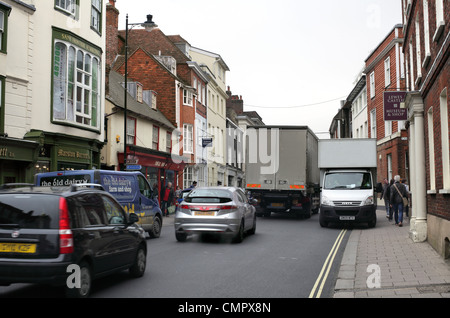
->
xmin=245 ymin=126 xmax=320 ymax=218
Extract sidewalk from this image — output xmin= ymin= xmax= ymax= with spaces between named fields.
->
xmin=334 ymin=208 xmax=450 ymax=298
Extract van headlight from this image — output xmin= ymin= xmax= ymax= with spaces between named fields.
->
xmin=363 ymin=195 xmax=374 ymax=206
xmin=321 ymin=196 xmax=334 ymax=206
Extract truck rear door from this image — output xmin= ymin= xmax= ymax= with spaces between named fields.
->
xmin=275 ymin=129 xmax=307 ymax=191
xmin=246 ymin=128 xmax=278 ymax=191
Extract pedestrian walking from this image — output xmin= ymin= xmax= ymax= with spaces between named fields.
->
xmin=161 ymin=182 xmax=174 ymax=217
xmin=401 ymin=179 xmax=410 ymax=218
xmin=380 ymin=179 xmax=391 ymax=219
xmin=175 ymin=185 xmax=182 ymax=199
xmin=390 ymin=175 xmax=408 ymax=227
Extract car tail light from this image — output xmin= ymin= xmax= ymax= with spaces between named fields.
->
xmin=59 ymin=198 xmax=74 ymax=254
xmin=180 ymin=204 xmax=237 ymax=211
xmin=218 ymin=205 xmax=237 ymax=210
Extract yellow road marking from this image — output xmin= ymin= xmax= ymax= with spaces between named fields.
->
xmin=309 ymin=229 xmax=347 ymax=298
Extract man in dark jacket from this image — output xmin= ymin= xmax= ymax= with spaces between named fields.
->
xmin=390 ymin=175 xmax=408 ymax=227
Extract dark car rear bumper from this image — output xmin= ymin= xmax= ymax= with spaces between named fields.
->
xmin=0 ymin=256 xmax=73 ymax=286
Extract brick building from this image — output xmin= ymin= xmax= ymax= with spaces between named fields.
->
xmin=105 ymin=1 xmax=189 ymax=193
xmin=364 ymin=24 xmax=408 ymax=185
xmin=402 ymin=0 xmax=449 ymax=258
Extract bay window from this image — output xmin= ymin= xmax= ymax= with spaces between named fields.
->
xmin=52 ymin=37 xmax=101 ymax=130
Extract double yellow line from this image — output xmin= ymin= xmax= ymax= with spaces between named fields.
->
xmin=309 ymin=229 xmax=347 ymax=298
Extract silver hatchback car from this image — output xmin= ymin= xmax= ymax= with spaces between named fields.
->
xmin=174 ymin=187 xmax=256 ymax=243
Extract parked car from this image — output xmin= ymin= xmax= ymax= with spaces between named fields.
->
xmin=174 ymin=187 xmax=256 ymax=243
xmin=0 ymin=183 xmax=147 ymax=298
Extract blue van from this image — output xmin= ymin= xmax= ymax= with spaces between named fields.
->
xmin=35 ymin=170 xmax=163 ymax=238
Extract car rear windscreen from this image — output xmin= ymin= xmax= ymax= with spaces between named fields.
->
xmin=185 ymin=189 xmax=233 ymax=203
xmin=0 ymin=194 xmax=61 ymax=229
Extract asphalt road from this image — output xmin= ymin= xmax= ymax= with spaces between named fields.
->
xmin=0 ymin=213 xmax=349 ymax=299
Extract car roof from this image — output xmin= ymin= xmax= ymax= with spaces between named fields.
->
xmin=189 ymin=186 xmax=239 ymax=192
xmin=0 ymin=184 xmax=107 ymax=197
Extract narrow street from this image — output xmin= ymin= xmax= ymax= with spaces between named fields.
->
xmin=0 ymin=214 xmax=349 ymax=299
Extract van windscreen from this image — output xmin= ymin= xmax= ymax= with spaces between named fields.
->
xmin=324 ymin=172 xmax=372 ymax=190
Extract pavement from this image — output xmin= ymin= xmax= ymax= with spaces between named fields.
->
xmin=333 ymin=208 xmax=450 ymax=298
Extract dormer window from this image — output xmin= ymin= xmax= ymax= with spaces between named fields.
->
xmin=143 ymin=90 xmax=157 ymax=110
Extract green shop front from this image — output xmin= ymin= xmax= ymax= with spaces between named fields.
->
xmin=0 ymin=136 xmax=40 ymax=184
xmin=24 ymin=130 xmax=103 ymax=176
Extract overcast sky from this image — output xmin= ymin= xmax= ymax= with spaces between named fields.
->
xmin=114 ymin=0 xmax=403 ymax=138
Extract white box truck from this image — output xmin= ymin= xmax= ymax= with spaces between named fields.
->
xmin=318 ymin=138 xmax=380 ymax=228
xmin=245 ymin=126 xmax=320 ymax=218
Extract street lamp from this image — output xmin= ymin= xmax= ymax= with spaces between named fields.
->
xmin=124 ymin=14 xmax=157 ymax=168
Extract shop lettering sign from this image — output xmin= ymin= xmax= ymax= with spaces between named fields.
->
xmin=0 ymin=147 xmax=15 ymax=158
xmin=57 ymin=148 xmax=90 ymax=160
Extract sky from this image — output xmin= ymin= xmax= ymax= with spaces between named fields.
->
xmin=114 ymin=0 xmax=403 ymax=138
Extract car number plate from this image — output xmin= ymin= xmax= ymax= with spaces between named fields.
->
xmin=339 ymin=216 xmax=355 ymax=221
xmin=194 ymin=211 xmax=215 ymax=216
xmin=0 ymin=243 xmax=37 ymax=254
xmin=271 ymin=203 xmax=284 ymax=207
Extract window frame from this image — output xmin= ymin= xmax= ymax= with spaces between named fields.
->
xmin=369 ymin=72 xmax=375 ymax=98
xmin=91 ymin=0 xmax=103 ymax=34
xmin=0 ymin=5 xmax=10 ymax=54
xmin=183 ymin=124 xmax=193 ymax=153
xmin=370 ymin=109 xmax=377 ymax=139
xmin=152 ymin=125 xmax=159 ymax=150
xmin=55 ymin=0 xmax=78 ymax=18
xmin=384 ymin=57 xmax=391 ymax=87
xmin=51 ymin=29 xmax=102 ymax=132
xmin=126 ymin=116 xmax=136 ymax=146
xmin=183 ymin=89 xmax=193 ymax=106
xmin=166 ymin=131 xmax=172 ymax=153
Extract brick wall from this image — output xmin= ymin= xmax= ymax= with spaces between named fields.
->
xmin=402 ymin=0 xmax=450 ymax=222
xmin=117 ymin=49 xmax=178 ymax=126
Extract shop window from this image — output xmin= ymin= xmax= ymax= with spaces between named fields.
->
xmin=35 ymin=161 xmax=50 ymax=174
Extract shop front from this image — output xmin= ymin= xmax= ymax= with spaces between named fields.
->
xmin=24 ymin=130 xmax=103 ymax=175
xmin=0 ymin=136 xmax=40 ymax=184
xmin=118 ymin=145 xmax=187 ymax=203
